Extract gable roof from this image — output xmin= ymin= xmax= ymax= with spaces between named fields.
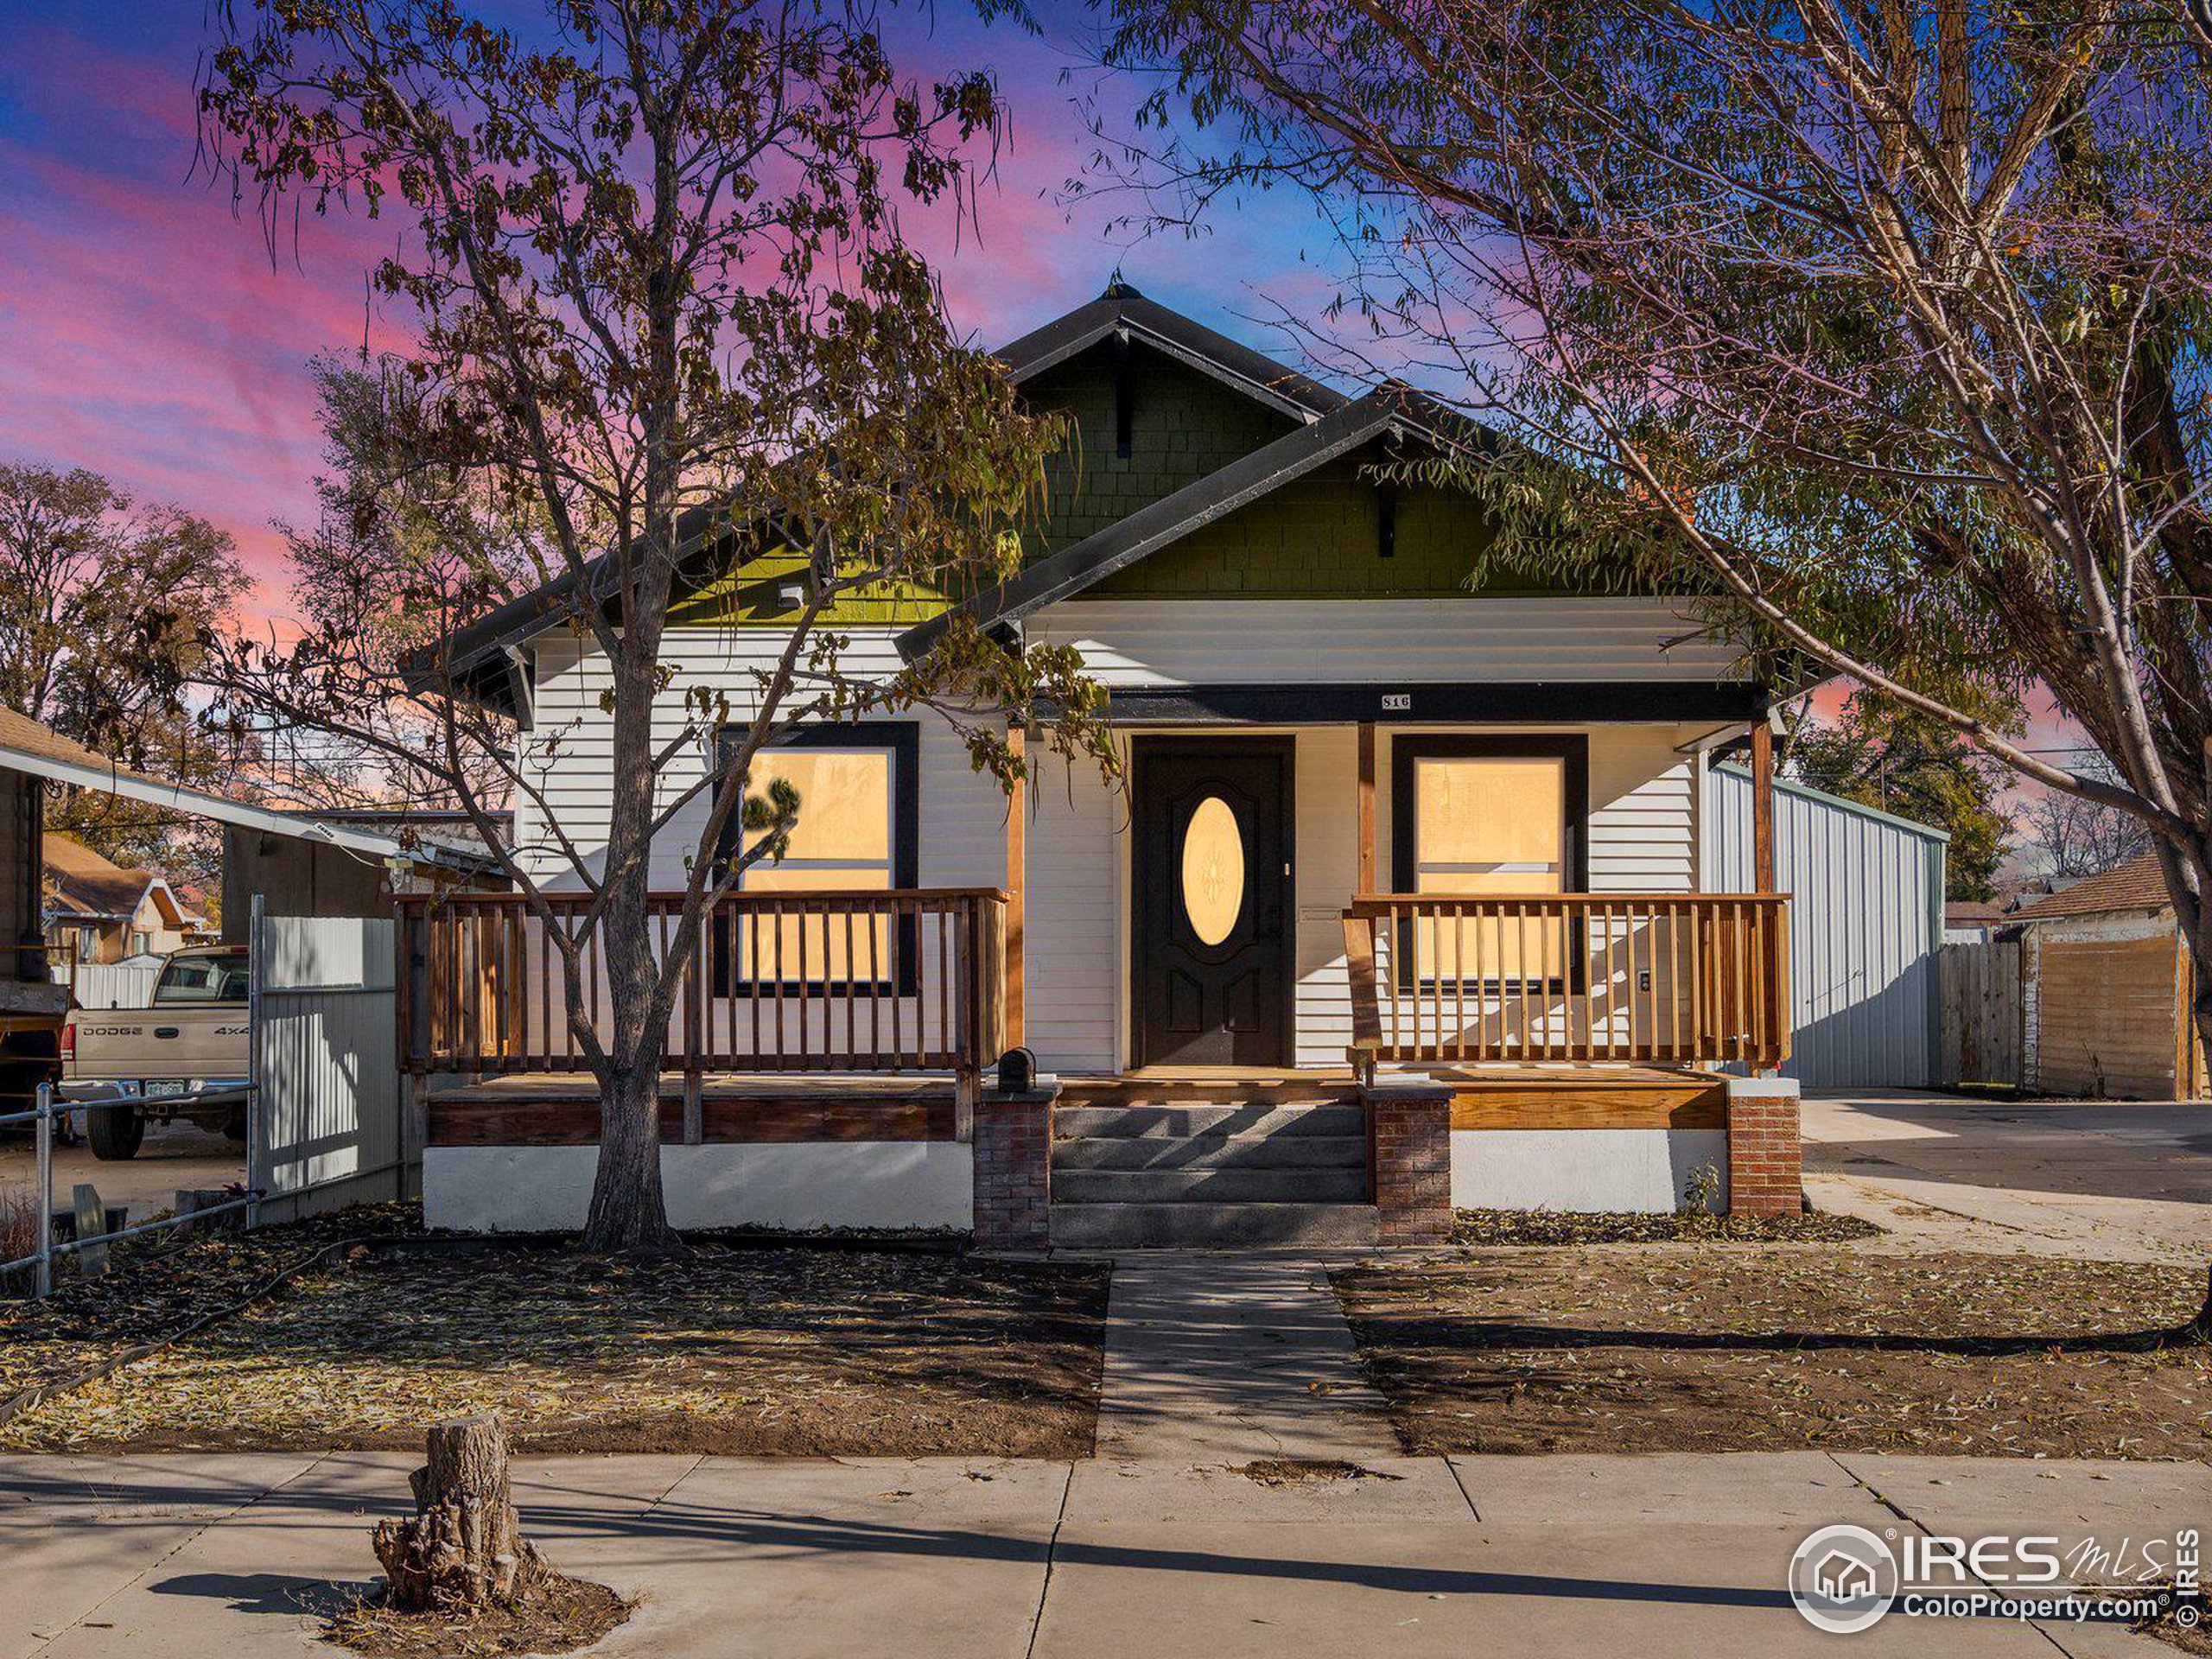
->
xmin=2010 ymin=852 xmax=2173 ymax=923
xmin=998 ymin=281 xmax=1345 ymax=421
xmin=422 ymin=283 xmax=1350 ymax=700
xmin=43 ymin=833 xmax=201 ymax=929
xmin=897 ymin=383 xmax=1485 ymax=658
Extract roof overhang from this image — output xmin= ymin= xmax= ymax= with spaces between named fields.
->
xmin=0 ymin=741 xmax=499 ymax=878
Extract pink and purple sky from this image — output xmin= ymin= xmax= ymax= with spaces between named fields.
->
xmin=0 ymin=0 xmax=2087 ymax=804
xmin=0 ymin=1 xmax=1337 ymax=632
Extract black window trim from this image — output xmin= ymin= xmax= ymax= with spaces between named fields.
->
xmin=711 ymin=721 xmax=921 ymax=998
xmin=1388 ymin=734 xmax=1591 ymax=996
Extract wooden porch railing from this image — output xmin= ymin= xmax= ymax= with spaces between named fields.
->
xmin=397 ymin=889 xmax=1007 ymax=1081
xmin=1340 ymin=893 xmax=1790 ymax=1071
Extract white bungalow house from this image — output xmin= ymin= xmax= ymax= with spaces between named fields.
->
xmin=404 ymin=283 xmax=1801 ymax=1245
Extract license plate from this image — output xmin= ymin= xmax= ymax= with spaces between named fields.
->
xmin=143 ymin=1079 xmax=189 ymax=1097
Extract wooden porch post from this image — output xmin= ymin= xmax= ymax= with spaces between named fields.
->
xmin=1751 ymin=716 xmax=1776 ymax=894
xmin=1357 ymin=721 xmax=1377 ymax=893
xmin=1004 ymin=721 xmax=1027 ymax=1053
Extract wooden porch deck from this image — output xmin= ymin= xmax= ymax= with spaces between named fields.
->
xmin=423 ymin=1060 xmax=1728 ymax=1143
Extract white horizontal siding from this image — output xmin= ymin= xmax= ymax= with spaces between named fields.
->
xmin=510 ymin=620 xmax=1710 ymax=1075
xmin=1028 ymin=598 xmax=1744 ymax=685
xmin=514 ymin=629 xmax=1007 ymax=896
xmin=1024 ymin=721 xmax=1704 ymax=1073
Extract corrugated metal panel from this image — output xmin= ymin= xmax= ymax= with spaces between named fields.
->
xmin=1704 ymin=764 xmax=1946 ymax=1088
xmin=251 ymin=915 xmax=405 ymax=1220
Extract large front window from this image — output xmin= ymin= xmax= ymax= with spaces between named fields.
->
xmin=714 ymin=724 xmax=918 ymax=992
xmin=1392 ymin=736 xmax=1586 ymax=988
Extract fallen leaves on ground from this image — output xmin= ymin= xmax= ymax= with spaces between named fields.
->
xmin=1336 ymin=1249 xmax=2212 ymax=1458
xmin=0 ymin=1203 xmax=417 ymax=1403
xmin=1451 ymin=1208 xmax=1878 ymax=1247
xmin=0 ymin=1241 xmax=1109 ymax=1459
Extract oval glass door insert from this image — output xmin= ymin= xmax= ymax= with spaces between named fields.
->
xmin=1180 ymin=795 xmax=1245 ymax=945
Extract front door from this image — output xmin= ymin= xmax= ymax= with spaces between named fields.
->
xmin=1132 ymin=738 xmax=1294 ymax=1067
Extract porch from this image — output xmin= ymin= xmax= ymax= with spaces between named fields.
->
xmin=399 ymin=718 xmax=1796 ymax=1238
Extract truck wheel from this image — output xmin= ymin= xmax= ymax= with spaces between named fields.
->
xmin=222 ymin=1103 xmax=248 ymax=1142
xmin=87 ymin=1105 xmax=145 ymax=1160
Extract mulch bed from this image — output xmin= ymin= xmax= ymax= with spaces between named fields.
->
xmin=1335 ymin=1250 xmax=2212 ymax=1458
xmin=327 ymin=1573 xmax=631 ymax=1659
xmin=1451 ymin=1208 xmax=1879 ymax=1247
xmin=0 ymin=1240 xmax=1109 ymax=1458
xmin=0 ymin=1203 xmax=419 ymax=1407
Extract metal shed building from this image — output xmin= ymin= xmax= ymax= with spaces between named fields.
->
xmin=1704 ymin=761 xmax=1948 ymax=1088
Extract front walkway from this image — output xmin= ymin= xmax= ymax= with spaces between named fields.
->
xmin=1092 ymin=1255 xmax=1396 ymax=1463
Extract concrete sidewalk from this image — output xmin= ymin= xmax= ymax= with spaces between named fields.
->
xmin=7 ymin=1449 xmax=2196 ymax=1657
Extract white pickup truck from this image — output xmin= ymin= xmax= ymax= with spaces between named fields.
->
xmin=62 ymin=945 xmax=251 ymax=1159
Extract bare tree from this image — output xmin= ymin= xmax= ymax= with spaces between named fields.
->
xmin=2024 ymin=763 xmax=2156 ymax=880
xmin=1103 ymin=0 xmax=2212 ymax=1045
xmin=197 ymin=0 xmax=1108 ymax=1250
xmin=0 ymin=460 xmax=252 ymax=879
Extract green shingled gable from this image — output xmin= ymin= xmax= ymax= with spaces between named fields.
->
xmin=1025 ymin=340 xmax=1300 ymax=553
xmin=1086 ymin=441 xmax=1583 ymax=601
xmin=664 ymin=334 xmax=1560 ymax=626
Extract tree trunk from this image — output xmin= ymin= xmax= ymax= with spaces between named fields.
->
xmin=372 ymin=1415 xmax=549 ymax=1611
xmin=582 ymin=1058 xmax=674 ymax=1253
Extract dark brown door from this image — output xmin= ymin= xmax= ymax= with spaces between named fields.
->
xmin=1133 ymin=738 xmax=1293 ymax=1067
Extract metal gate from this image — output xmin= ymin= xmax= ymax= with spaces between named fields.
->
xmin=250 ymin=908 xmax=407 ymax=1221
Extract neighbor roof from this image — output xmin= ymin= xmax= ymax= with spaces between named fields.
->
xmin=0 ymin=705 xmax=497 ymax=876
xmin=43 ymin=833 xmax=201 ymax=928
xmin=2010 ymin=853 xmax=2171 ymax=922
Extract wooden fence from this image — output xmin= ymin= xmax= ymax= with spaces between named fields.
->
xmin=1938 ymin=938 xmax=2022 ymax=1087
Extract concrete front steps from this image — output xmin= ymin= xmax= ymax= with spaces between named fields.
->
xmin=1048 ymin=1093 xmax=1378 ymax=1248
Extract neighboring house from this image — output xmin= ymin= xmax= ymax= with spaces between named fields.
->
xmin=1943 ymin=900 xmax=2005 ymax=944
xmin=2011 ymin=853 xmax=2205 ymax=1101
xmin=42 ymin=833 xmax=210 ymax=964
xmin=404 ymin=282 xmax=1807 ymax=1243
xmin=1706 ymin=764 xmax=1946 ymax=1089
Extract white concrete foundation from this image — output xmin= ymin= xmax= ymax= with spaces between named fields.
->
xmin=423 ymin=1142 xmax=975 ymax=1233
xmin=1450 ymin=1128 xmax=1728 ymax=1213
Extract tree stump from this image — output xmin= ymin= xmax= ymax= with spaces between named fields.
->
xmin=372 ymin=1415 xmax=550 ymax=1611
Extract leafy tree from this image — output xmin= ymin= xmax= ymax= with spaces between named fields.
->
xmin=0 ymin=460 xmax=251 ymax=878
xmin=1102 ymin=0 xmax=2212 ymax=1045
xmin=196 ymin=0 xmax=1108 ymax=1252
xmin=1790 ymin=696 xmax=2013 ymax=901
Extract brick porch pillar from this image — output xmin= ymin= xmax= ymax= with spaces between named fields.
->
xmin=1363 ymin=1075 xmax=1453 ymax=1245
xmin=972 ymin=1076 xmax=1058 ymax=1249
xmin=1726 ymin=1075 xmax=1802 ymax=1217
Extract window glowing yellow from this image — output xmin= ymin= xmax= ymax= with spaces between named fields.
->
xmin=1180 ymin=796 xmax=1244 ymax=946
xmin=1412 ymin=756 xmax=1567 ymax=980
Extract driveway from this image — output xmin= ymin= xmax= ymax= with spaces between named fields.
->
xmin=1802 ymin=1090 xmax=2212 ymax=1260
xmin=0 ymin=1117 xmax=244 ymax=1231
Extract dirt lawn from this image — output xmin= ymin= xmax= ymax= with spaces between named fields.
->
xmin=1335 ymin=1249 xmax=2212 ymax=1459
xmin=1 ymin=1242 xmax=1109 ymax=1459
